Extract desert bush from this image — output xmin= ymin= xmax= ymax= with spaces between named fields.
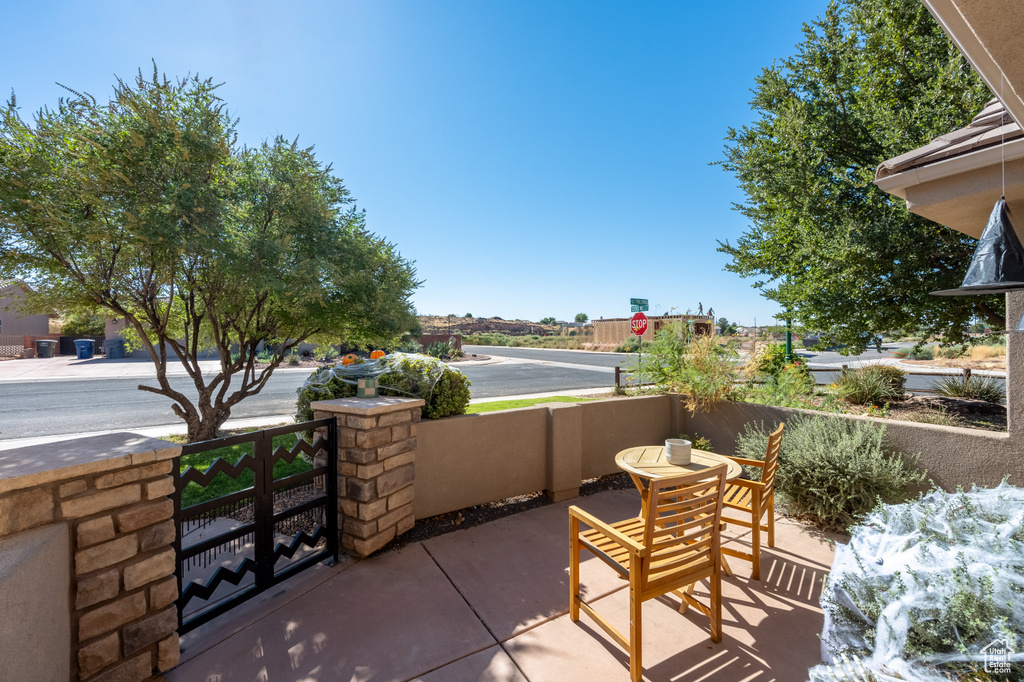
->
xmin=735 ymin=415 xmax=925 ymax=531
xmin=970 ymin=344 xmax=1005 ymax=361
xmin=749 ymin=343 xmax=787 ymax=377
xmin=934 ymin=374 xmax=1005 ymax=403
xmin=295 ymin=355 xmax=471 ymax=422
xmin=425 ymin=340 xmax=454 ymax=358
xmin=313 ymin=344 xmax=339 ymax=362
xmin=836 ymin=365 xmax=904 ymax=405
xmin=396 ymin=339 xmax=423 ymax=353
xmin=906 ymin=344 xmax=935 ymax=360
xmin=285 ymin=353 xmax=302 ymax=366
xmin=633 ymin=324 xmax=738 ymax=414
xmin=678 ymin=432 xmax=714 ymax=452
xmin=613 ymin=337 xmax=640 ymax=353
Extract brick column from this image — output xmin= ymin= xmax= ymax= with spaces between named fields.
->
xmin=0 ymin=433 xmax=181 ymax=682
xmin=311 ymin=397 xmax=424 ymax=558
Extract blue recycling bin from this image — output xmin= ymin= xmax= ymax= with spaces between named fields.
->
xmin=104 ymin=339 xmax=125 ymax=359
xmin=74 ymin=339 xmax=95 ymax=359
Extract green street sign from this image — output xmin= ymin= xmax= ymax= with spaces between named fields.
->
xmin=630 ymin=298 xmax=649 ymax=312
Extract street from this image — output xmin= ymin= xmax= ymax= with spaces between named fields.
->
xmin=0 ymin=342 xmax=1004 ymax=441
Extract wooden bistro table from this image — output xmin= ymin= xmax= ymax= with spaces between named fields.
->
xmin=615 ymin=445 xmax=742 ymax=516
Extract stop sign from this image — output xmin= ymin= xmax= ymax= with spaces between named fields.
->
xmin=630 ymin=312 xmax=648 ymax=336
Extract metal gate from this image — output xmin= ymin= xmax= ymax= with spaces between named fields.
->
xmin=173 ymin=418 xmax=337 ymax=633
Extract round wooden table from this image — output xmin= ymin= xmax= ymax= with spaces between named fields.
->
xmin=615 ymin=445 xmax=742 ymax=487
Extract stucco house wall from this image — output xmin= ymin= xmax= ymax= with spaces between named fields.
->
xmin=0 ymin=281 xmax=50 ymax=336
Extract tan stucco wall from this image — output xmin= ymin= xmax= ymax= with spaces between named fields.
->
xmin=579 ymin=395 xmax=677 ymax=479
xmin=0 ymin=524 xmax=71 ymax=682
xmin=0 ymin=286 xmax=50 ymax=336
xmin=413 ymin=407 xmax=549 ymax=518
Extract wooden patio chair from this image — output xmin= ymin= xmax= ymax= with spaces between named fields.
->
xmin=569 ymin=465 xmax=728 ymax=682
xmin=720 ymin=422 xmax=784 ymax=580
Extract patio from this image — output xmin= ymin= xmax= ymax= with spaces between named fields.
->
xmin=168 ymin=487 xmax=839 ymax=682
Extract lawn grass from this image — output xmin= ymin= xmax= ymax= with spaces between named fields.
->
xmin=171 ymin=430 xmax=314 ymax=508
xmin=466 ymin=395 xmax=598 ymax=414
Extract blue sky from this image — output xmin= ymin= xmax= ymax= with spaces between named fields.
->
xmin=2 ymin=1 xmax=827 ymax=326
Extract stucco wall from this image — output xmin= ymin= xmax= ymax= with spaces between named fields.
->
xmin=0 ymin=285 xmax=50 ymax=336
xmin=579 ymin=395 xmax=677 ymax=479
xmin=0 ymin=524 xmax=70 ymax=682
xmin=413 ymin=407 xmax=549 ymax=518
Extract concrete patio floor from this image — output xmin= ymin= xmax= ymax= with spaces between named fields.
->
xmin=167 ymin=488 xmax=839 ymax=682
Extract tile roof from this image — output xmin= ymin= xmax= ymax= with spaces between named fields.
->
xmin=875 ymin=98 xmax=1023 ymax=179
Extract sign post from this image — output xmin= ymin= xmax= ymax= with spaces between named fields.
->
xmin=630 ymin=311 xmax=648 ymax=383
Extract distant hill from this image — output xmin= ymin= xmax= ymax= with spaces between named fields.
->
xmin=418 ymin=315 xmax=563 ymax=336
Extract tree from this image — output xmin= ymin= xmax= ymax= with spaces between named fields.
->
xmin=718 ymin=0 xmax=999 ymax=353
xmin=716 ymin=317 xmax=738 ymax=336
xmin=0 ymin=68 xmax=419 ymax=441
xmin=60 ymin=309 xmax=105 ymax=336
xmin=539 ymin=317 xmax=557 ymax=324
xmin=574 ymin=312 xmax=588 ymax=323
xmin=464 ymin=313 xmax=473 ymax=318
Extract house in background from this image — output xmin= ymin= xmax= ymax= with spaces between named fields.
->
xmin=0 ymin=279 xmax=51 ymax=337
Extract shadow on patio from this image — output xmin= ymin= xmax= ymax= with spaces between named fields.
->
xmin=167 ymin=488 xmax=839 ymax=682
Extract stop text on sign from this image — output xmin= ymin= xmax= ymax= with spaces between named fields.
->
xmin=630 ymin=312 xmax=648 ymax=336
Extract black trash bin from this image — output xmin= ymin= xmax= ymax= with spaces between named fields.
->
xmin=105 ymin=339 xmax=125 ymax=360
xmin=35 ymin=339 xmax=56 ymax=358
xmin=74 ymin=339 xmax=95 ymax=359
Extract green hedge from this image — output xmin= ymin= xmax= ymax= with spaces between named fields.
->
xmin=295 ymin=355 xmax=471 ymax=422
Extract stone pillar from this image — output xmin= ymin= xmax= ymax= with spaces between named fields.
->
xmin=311 ymin=397 xmax=424 ymax=558
xmin=0 ymin=433 xmax=181 ymax=682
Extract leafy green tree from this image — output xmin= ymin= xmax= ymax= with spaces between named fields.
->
xmin=464 ymin=313 xmax=473 ymax=318
xmin=716 ymin=317 xmax=738 ymax=335
xmin=539 ymin=316 xmax=557 ymax=325
xmin=719 ymin=0 xmax=998 ymax=353
xmin=60 ymin=310 xmax=105 ymax=336
xmin=574 ymin=312 xmax=588 ymax=323
xmin=0 ymin=68 xmax=418 ymax=441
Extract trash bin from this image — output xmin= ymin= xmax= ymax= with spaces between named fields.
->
xmin=35 ymin=339 xmax=56 ymax=358
xmin=104 ymin=339 xmax=125 ymax=360
xmin=74 ymin=339 xmax=95 ymax=359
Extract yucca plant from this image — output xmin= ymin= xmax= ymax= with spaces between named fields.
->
xmin=836 ymin=366 xmax=903 ymax=405
xmin=934 ymin=374 xmax=1004 ymax=403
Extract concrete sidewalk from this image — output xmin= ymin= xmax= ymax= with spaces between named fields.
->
xmin=168 ymin=489 xmax=838 ymax=682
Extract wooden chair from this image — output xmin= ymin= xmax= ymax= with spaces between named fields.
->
xmin=569 ymin=465 xmax=728 ymax=682
xmin=720 ymin=422 xmax=784 ymax=580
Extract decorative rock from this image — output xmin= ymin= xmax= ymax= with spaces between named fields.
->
xmin=0 ymin=487 xmax=54 ymax=535
xmin=157 ymin=634 xmax=180 ymax=671
xmin=77 ymin=515 xmax=116 ymax=548
xmin=138 ymin=519 xmax=175 ymax=552
xmin=115 ymin=499 xmax=173 ymax=533
xmin=78 ymin=632 xmax=120 ymax=678
xmin=76 ymin=535 xmax=137 ymax=575
xmin=78 ymin=592 xmax=146 ymax=640
xmin=61 ymin=485 xmax=141 ymax=519
xmin=76 ymin=569 xmax=120 ymax=610
xmin=123 ymin=548 xmax=175 ymax=591
xmin=122 ymin=606 xmax=177 ymax=656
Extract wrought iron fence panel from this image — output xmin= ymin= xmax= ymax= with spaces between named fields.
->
xmin=173 ymin=418 xmax=336 ymax=633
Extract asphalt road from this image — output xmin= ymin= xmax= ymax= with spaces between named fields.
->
xmin=0 ymin=343 xmax=1004 ymax=441
xmin=0 ymin=348 xmax=629 ymax=440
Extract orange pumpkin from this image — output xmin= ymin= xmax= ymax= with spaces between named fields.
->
xmin=341 ymin=353 xmax=359 ymax=366
xmin=370 ymin=350 xmax=386 ymax=360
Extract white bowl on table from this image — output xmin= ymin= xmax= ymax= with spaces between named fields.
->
xmin=665 ymin=439 xmax=692 ymax=465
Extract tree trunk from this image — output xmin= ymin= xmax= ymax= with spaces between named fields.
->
xmin=185 ymin=405 xmax=233 ymax=443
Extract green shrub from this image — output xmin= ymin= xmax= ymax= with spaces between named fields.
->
xmin=836 ymin=365 xmax=905 ymax=405
xmin=313 ymin=344 xmax=339 ymax=362
xmin=679 ymin=432 xmax=714 ymax=452
xmin=750 ymin=343 xmax=787 ymax=377
xmin=633 ymin=326 xmax=738 ymax=414
xmin=934 ymin=344 xmax=967 ymax=359
xmin=285 ymin=353 xmax=302 ymax=366
xmin=425 ymin=340 xmax=454 ymax=358
xmin=934 ymin=374 xmax=1005 ymax=403
xmin=256 ymin=349 xmax=274 ymax=363
xmin=735 ymin=415 xmax=926 ymax=531
xmin=906 ymin=344 xmax=934 ymax=360
xmin=295 ymin=355 xmax=471 ymax=422
xmin=396 ymin=339 xmax=423 ymax=353
xmin=613 ymin=337 xmax=640 ymax=353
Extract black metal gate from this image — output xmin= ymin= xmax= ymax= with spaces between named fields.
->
xmin=173 ymin=419 xmax=337 ymax=633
